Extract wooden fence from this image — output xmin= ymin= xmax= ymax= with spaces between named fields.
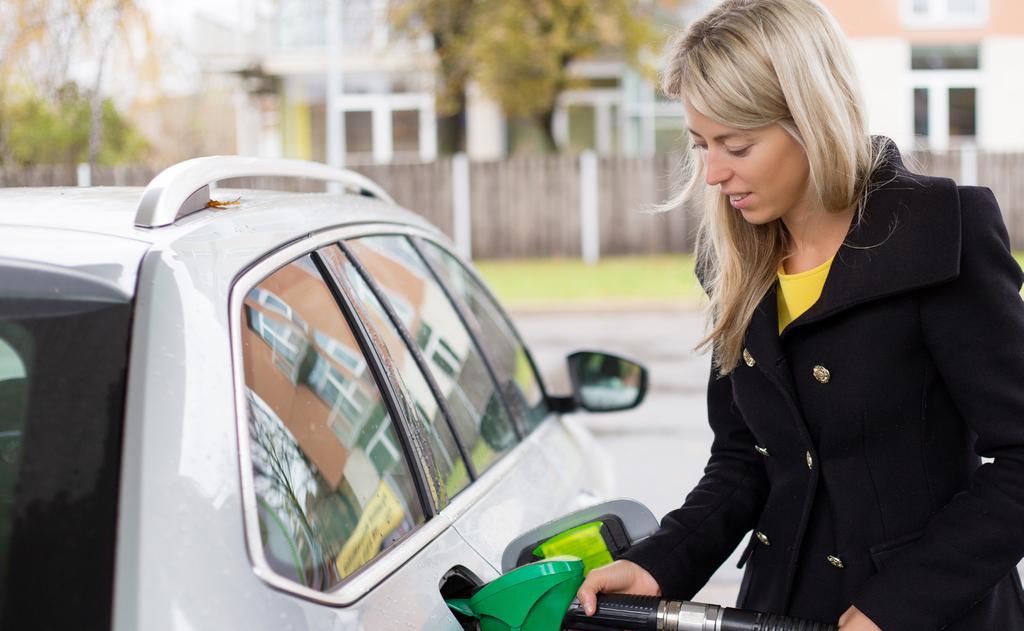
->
xmin=3 ymin=151 xmax=1023 ymax=258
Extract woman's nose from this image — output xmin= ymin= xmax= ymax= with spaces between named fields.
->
xmin=705 ymin=153 xmax=731 ymax=187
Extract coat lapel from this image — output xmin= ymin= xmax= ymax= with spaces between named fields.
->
xmin=742 ymin=141 xmax=962 ymax=441
xmin=779 ymin=143 xmax=962 ymax=339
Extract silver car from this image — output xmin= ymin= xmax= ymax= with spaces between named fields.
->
xmin=0 ymin=157 xmax=648 ymax=631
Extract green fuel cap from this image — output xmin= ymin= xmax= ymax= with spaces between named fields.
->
xmin=532 ymin=521 xmax=613 ymax=575
xmin=446 ymin=557 xmax=584 ymax=631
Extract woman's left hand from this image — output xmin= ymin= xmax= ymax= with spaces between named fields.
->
xmin=838 ymin=605 xmax=881 ymax=630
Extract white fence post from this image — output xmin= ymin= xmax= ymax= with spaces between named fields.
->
xmin=76 ymin=163 xmax=92 ymax=187
xmin=452 ymin=153 xmax=472 ymax=260
xmin=580 ymin=150 xmax=600 ymax=264
xmin=960 ymin=145 xmax=978 ymax=186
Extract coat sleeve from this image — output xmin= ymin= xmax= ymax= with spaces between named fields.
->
xmin=620 ymin=364 xmax=769 ymax=599
xmin=852 ymin=186 xmax=1024 ymax=629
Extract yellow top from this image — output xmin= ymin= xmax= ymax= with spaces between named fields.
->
xmin=777 ymin=256 xmax=834 ymax=334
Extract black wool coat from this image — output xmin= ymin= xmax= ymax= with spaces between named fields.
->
xmin=622 ymin=145 xmax=1024 ymax=630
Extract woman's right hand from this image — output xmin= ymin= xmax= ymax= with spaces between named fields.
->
xmin=576 ymin=559 xmax=662 ymax=616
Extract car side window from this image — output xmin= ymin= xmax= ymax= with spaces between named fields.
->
xmin=317 ymin=245 xmax=471 ymax=507
xmin=345 ymin=236 xmax=521 ymax=476
xmin=240 ymin=254 xmax=426 ymax=592
xmin=417 ymin=240 xmax=549 ymax=430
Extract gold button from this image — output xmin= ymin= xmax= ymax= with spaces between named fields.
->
xmin=805 ymin=451 xmax=813 ymax=469
xmin=743 ymin=348 xmax=756 ymax=367
xmin=755 ymin=445 xmax=769 ymax=457
xmin=826 ymin=555 xmax=844 ymax=569
xmin=755 ymin=531 xmax=770 ymax=546
xmin=812 ymin=365 xmax=831 ymax=384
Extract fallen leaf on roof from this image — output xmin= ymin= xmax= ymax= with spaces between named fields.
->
xmin=208 ymin=197 xmax=241 ymax=209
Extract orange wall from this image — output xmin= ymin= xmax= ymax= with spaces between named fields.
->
xmin=819 ymin=0 xmax=1024 ymax=41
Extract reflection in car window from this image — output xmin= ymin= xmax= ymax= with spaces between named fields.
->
xmin=241 ymin=255 xmax=425 ymax=592
xmin=346 ymin=236 xmax=520 ymax=475
xmin=0 ymin=334 xmax=27 ymax=598
xmin=318 ymin=246 xmax=470 ymax=507
xmin=418 ymin=241 xmax=549 ymax=430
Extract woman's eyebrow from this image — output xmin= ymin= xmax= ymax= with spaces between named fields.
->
xmin=687 ymin=129 xmax=752 ymax=142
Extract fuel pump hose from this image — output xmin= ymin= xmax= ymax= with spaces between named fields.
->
xmin=562 ymin=593 xmax=838 ymax=631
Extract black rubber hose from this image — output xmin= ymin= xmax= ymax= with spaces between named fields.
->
xmin=561 ymin=595 xmax=660 ymax=631
xmin=720 ymin=608 xmax=839 ymax=631
xmin=561 ymin=594 xmax=839 ymax=631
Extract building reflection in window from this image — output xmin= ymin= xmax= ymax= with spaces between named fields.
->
xmin=241 ymin=254 xmax=424 ymax=592
xmin=344 ymin=236 xmax=520 ymax=475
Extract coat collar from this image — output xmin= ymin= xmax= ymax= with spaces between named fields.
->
xmin=744 ymin=139 xmax=961 ymax=366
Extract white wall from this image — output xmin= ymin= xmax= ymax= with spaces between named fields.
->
xmin=980 ymin=38 xmax=1024 ymax=150
xmin=466 ymin=82 xmax=506 ymax=161
xmin=848 ymin=38 xmax=913 ymax=150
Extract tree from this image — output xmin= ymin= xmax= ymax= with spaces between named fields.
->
xmin=392 ymin=0 xmax=660 ymax=154
xmin=0 ymin=0 xmax=158 ymax=167
xmin=391 ymin=0 xmax=478 ymax=154
xmin=468 ymin=0 xmax=659 ymax=152
xmin=1 ymin=82 xmax=148 ymax=166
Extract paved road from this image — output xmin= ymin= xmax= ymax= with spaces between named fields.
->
xmin=513 ymin=307 xmax=743 ymax=606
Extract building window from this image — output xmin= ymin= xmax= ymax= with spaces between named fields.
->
xmin=948 ymin=88 xmax=977 ymax=137
xmin=903 ymin=0 xmax=988 ymax=27
xmin=913 ymin=88 xmax=930 ymax=138
xmin=910 ymin=44 xmax=979 ymax=150
xmin=911 ymin=45 xmax=979 ymax=70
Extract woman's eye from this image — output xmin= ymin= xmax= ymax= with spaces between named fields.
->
xmin=727 ymin=146 xmax=751 ymax=157
xmin=691 ymin=143 xmax=708 ymax=152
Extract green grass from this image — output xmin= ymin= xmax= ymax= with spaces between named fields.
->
xmin=474 ymin=255 xmax=703 ymax=309
xmin=476 ymin=252 xmax=1024 ymax=310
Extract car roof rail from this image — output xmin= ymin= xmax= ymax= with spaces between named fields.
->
xmin=134 ymin=155 xmax=396 ymax=228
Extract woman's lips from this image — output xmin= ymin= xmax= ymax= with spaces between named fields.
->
xmin=729 ymin=193 xmax=753 ymax=209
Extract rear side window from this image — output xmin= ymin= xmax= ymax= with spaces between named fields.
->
xmin=418 ymin=241 xmax=549 ymax=430
xmin=240 ymin=255 xmax=425 ymax=591
xmin=346 ymin=236 xmax=520 ymax=475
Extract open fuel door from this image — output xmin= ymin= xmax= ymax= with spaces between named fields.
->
xmin=500 ymin=499 xmax=659 ymax=574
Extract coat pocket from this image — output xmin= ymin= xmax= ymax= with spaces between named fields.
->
xmin=868 ymin=529 xmax=925 ymax=571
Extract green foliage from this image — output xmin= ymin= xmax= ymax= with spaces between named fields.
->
xmin=391 ymin=0 xmax=477 ymax=118
xmin=469 ymin=0 xmax=656 ymax=119
xmin=392 ymin=0 xmax=662 ymax=153
xmin=1 ymin=82 xmax=147 ymax=166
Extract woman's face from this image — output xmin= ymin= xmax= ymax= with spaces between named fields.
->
xmin=684 ymin=100 xmax=812 ymax=226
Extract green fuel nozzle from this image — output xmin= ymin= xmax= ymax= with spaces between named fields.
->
xmin=445 ymin=557 xmax=584 ymax=631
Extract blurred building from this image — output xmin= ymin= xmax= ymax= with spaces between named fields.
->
xmin=201 ymin=0 xmax=1024 ymax=164
xmin=198 ymin=0 xmax=701 ymax=164
xmin=821 ymin=0 xmax=1024 ymax=151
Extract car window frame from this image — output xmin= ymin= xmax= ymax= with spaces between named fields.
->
xmin=316 ymin=243 xmax=478 ymax=504
xmin=337 ymin=236 xmax=527 ymax=463
xmin=408 ymin=236 xmax=553 ymax=429
xmin=230 ymin=223 xmax=554 ymax=607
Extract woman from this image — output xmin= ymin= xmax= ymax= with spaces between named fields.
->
xmin=577 ymin=0 xmax=1024 ymax=629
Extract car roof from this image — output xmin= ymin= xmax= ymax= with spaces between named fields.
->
xmin=0 ymin=185 xmax=442 ymax=297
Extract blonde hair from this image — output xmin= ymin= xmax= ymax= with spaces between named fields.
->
xmin=662 ymin=0 xmax=886 ymax=374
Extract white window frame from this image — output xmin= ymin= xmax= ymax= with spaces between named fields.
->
xmin=911 ymin=69 xmax=983 ymax=151
xmin=902 ymin=0 xmax=989 ymax=29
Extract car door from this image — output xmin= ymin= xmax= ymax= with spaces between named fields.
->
xmin=232 ymin=239 xmax=499 ymax=631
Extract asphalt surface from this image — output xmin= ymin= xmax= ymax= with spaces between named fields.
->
xmin=513 ymin=306 xmax=744 ymax=606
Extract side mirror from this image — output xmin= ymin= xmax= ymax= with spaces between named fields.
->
xmin=566 ymin=351 xmax=648 ymax=413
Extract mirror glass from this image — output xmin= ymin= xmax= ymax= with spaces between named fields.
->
xmin=568 ymin=351 xmax=646 ymax=412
